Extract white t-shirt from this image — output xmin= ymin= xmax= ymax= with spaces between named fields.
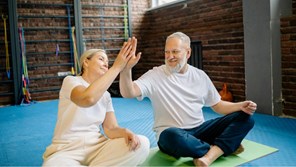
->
xmin=135 ymin=65 xmax=221 ymax=139
xmin=52 ymin=76 xmax=114 ymax=142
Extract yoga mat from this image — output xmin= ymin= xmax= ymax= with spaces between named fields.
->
xmin=141 ymin=139 xmax=278 ymax=166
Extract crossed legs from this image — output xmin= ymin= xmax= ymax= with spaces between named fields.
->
xmin=158 ymin=111 xmax=254 ymax=166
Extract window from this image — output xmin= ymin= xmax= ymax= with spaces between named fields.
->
xmin=151 ymin=0 xmax=184 ymax=8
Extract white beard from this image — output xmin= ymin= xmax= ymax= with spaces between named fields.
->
xmin=165 ymin=55 xmax=187 ymax=74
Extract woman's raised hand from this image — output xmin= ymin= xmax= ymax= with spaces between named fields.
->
xmin=112 ymin=38 xmax=134 ymax=71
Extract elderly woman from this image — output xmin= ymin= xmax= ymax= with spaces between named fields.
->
xmin=42 ymin=38 xmax=149 ymax=166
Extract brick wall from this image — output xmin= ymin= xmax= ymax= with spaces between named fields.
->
xmin=2 ymin=0 xmax=132 ymax=103
xmin=17 ymin=0 xmax=74 ymax=102
xmin=280 ymin=0 xmax=296 ymax=117
xmin=134 ymin=0 xmax=246 ymax=101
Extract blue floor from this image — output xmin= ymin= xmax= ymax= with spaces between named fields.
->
xmin=0 ymin=98 xmax=295 ymax=166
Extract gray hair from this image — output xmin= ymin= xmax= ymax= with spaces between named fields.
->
xmin=166 ymin=32 xmax=191 ymax=48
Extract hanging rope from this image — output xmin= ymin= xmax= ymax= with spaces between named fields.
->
xmin=2 ymin=14 xmax=10 ymax=79
xmin=67 ymin=6 xmax=75 ymax=75
xmin=18 ymin=27 xmax=31 ymax=104
xmin=71 ymin=27 xmax=80 ymax=75
xmin=55 ymin=43 xmax=59 ymax=57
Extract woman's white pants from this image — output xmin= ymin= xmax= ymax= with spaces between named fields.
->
xmin=42 ymin=134 xmax=150 ymax=166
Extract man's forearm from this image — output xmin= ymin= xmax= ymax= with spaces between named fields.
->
xmin=120 ymin=70 xmax=135 ymax=98
xmin=212 ymin=100 xmax=242 ymax=115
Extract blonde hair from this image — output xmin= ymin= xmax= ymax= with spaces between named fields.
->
xmin=79 ymin=49 xmax=106 ymax=75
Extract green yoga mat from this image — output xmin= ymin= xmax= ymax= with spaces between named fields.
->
xmin=141 ymin=139 xmax=278 ymax=166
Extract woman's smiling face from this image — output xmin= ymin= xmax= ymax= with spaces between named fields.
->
xmin=87 ymin=52 xmax=109 ymax=76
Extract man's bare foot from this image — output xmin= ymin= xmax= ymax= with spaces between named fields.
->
xmin=193 ymin=157 xmax=209 ymax=167
xmin=232 ymin=144 xmax=244 ymax=155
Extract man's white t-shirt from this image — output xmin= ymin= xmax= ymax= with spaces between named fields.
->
xmin=52 ymin=76 xmax=114 ymax=142
xmin=135 ymin=65 xmax=221 ymax=139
